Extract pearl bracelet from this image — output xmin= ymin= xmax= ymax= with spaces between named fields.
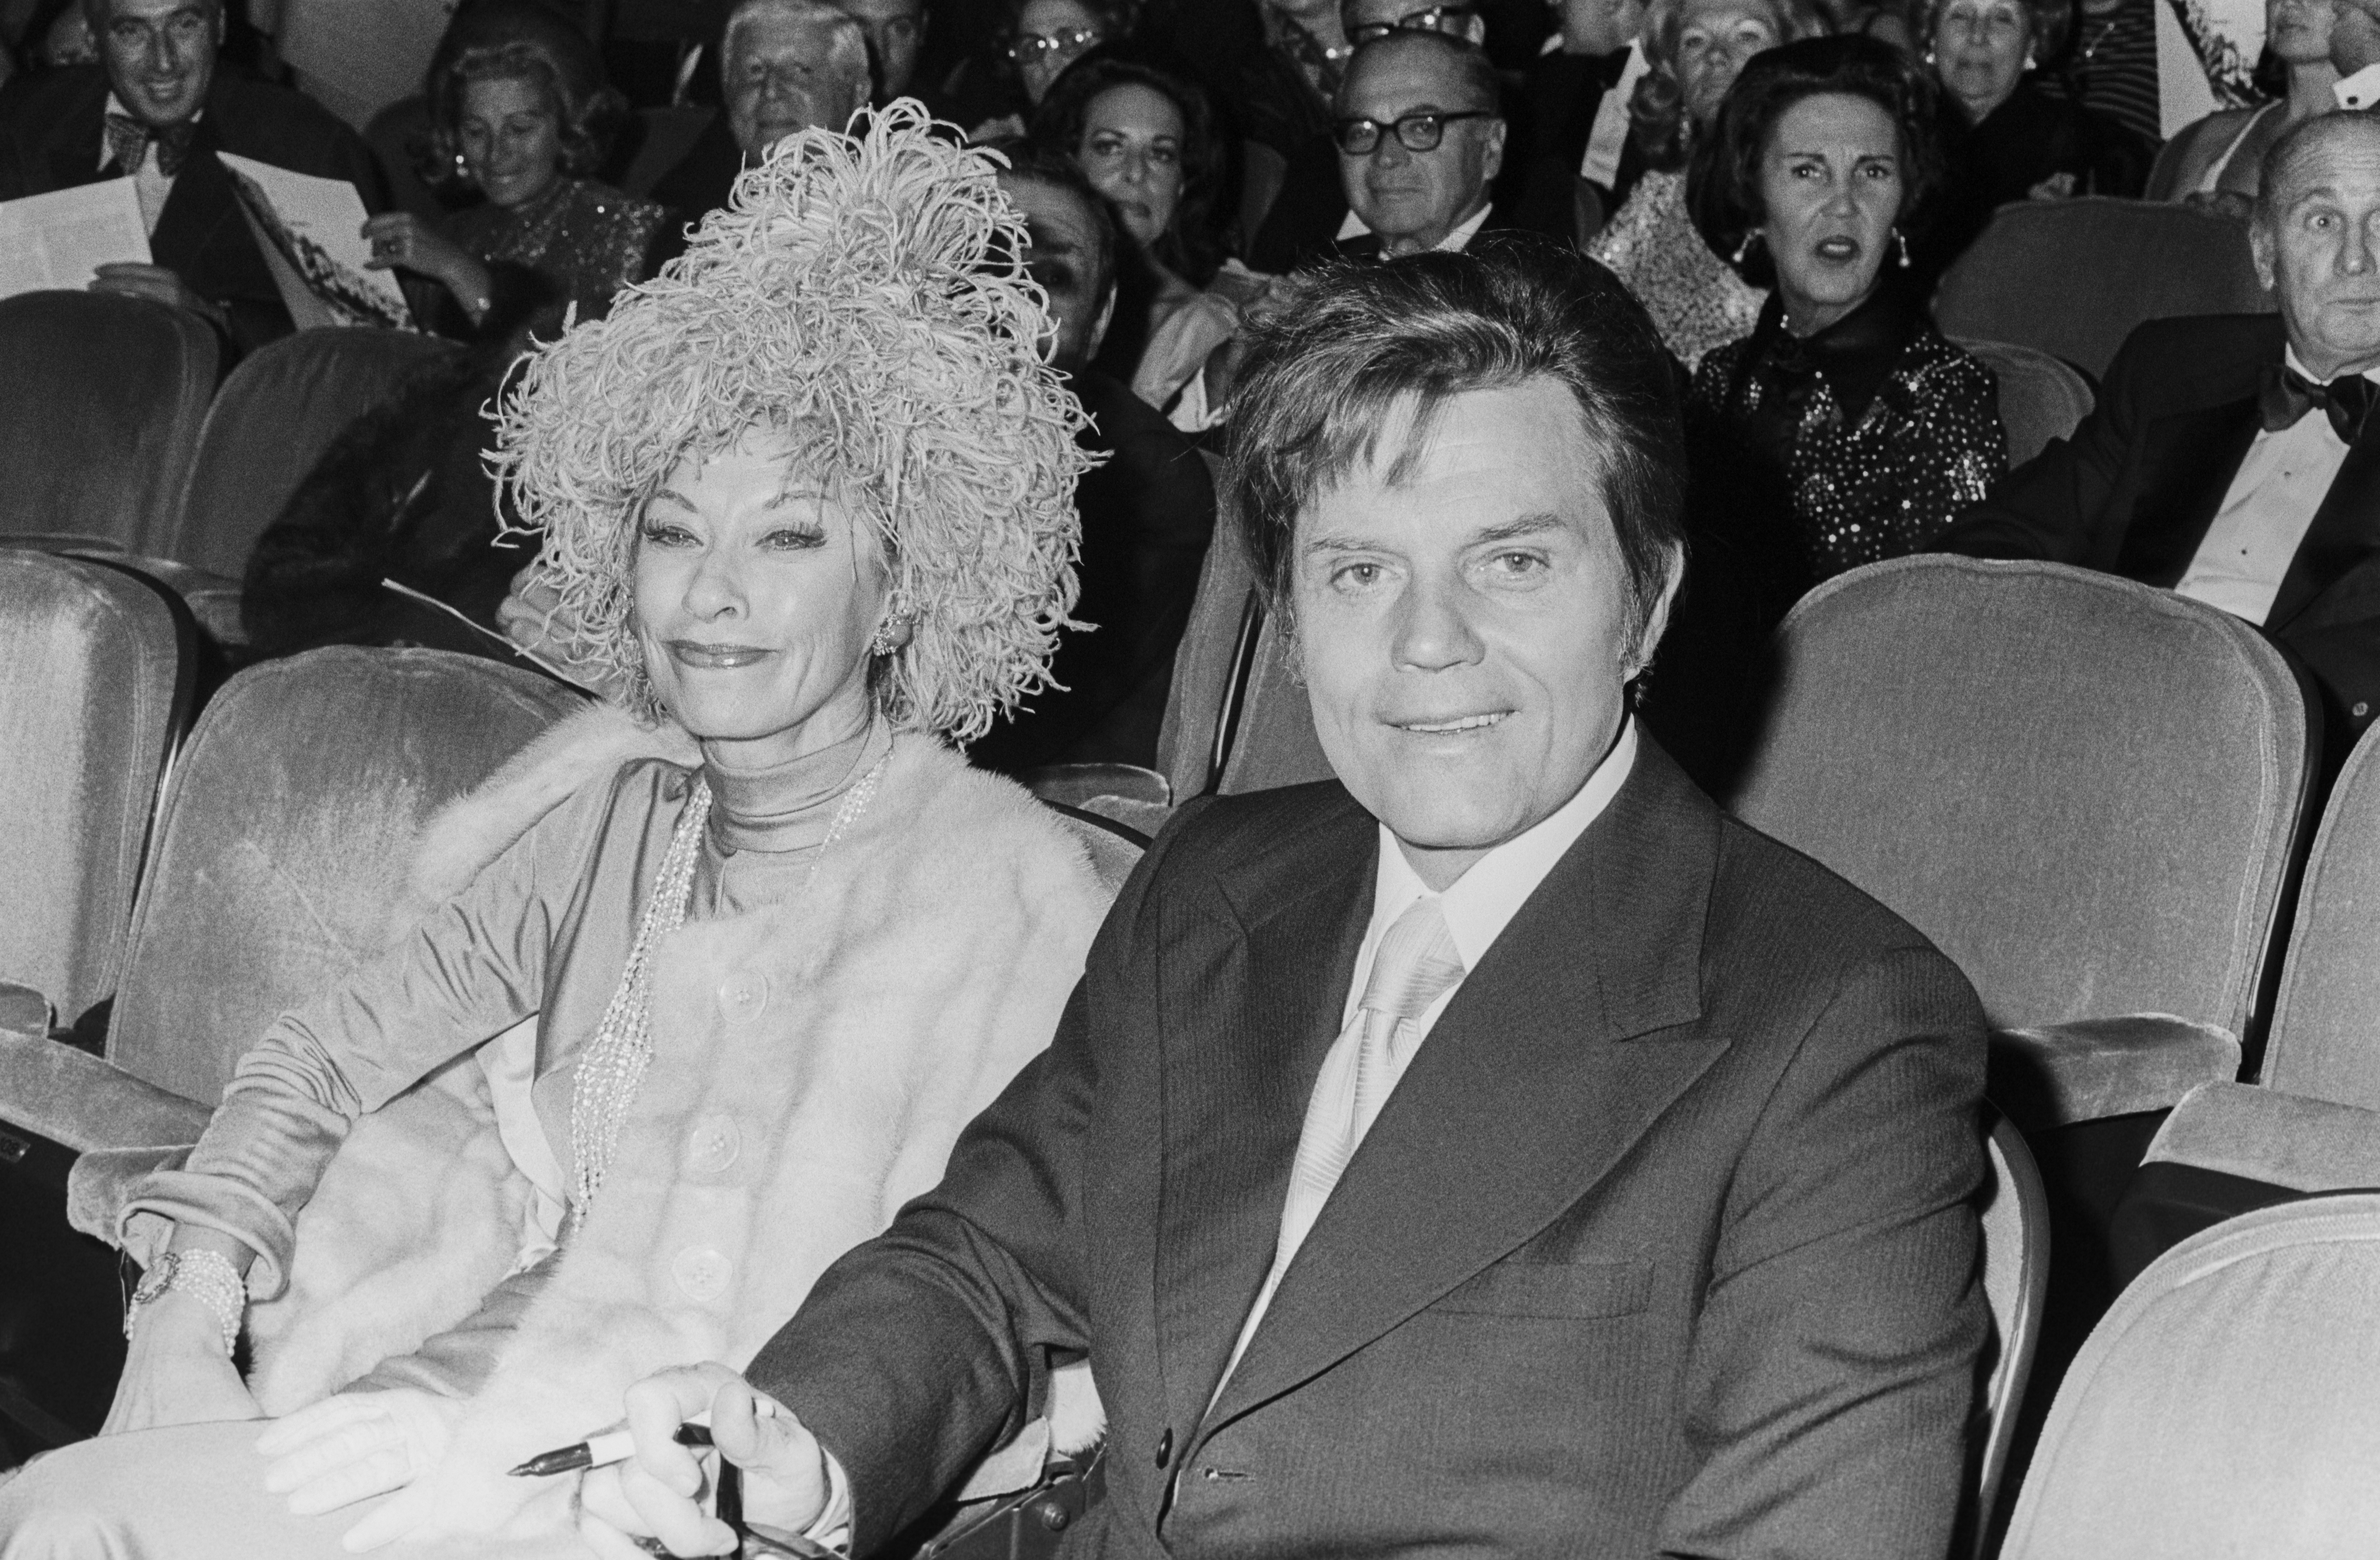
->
xmin=124 ymin=1248 xmax=246 ymax=1357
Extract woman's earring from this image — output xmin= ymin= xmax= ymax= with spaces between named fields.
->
xmin=870 ymin=620 xmax=902 ymax=657
xmin=1894 ymin=228 xmax=1911 ymax=268
xmin=1733 ymin=231 xmax=1758 ymax=265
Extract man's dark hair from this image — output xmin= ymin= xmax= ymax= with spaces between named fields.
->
xmin=1686 ymin=34 xmax=1945 ymax=290
xmin=1227 ymin=236 xmax=1688 ymax=644
xmin=984 ymin=136 xmax=1121 ymax=307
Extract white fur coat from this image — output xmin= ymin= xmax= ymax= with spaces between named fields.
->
xmin=229 ymin=705 xmax=1111 ymax=1527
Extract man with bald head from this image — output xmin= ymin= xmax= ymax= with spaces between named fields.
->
xmin=1941 ymin=111 xmax=2380 ymax=768
xmin=650 ymin=0 xmax=871 ymax=220
xmin=1330 ymin=29 xmax=1507 ymax=257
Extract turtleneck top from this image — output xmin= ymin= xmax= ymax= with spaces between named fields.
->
xmin=696 ymin=718 xmax=894 ymax=913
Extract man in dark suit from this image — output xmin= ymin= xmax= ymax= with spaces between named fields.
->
xmin=0 ymin=0 xmax=382 ymax=354
xmin=970 ymin=146 xmax=1217 ymax=773
xmin=585 ymin=243 xmax=1987 ymax=1560
xmin=1937 ymin=112 xmax=2380 ymax=768
xmin=647 ymin=0 xmax=872 ymax=225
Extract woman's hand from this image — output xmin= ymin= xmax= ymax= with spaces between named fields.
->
xmin=579 ymin=1364 xmax=832 ymax=1559
xmin=99 ymin=1289 xmax=261 ymax=1435
xmin=361 ymin=212 xmax=494 ymax=317
xmin=255 ymin=1388 xmax=462 ymax=1516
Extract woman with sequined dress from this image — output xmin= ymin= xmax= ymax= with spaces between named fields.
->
xmin=0 ymin=107 xmax=1112 ymax=1559
xmin=1584 ymin=0 xmax=1826 ymax=369
xmin=361 ymin=25 xmax=668 ymax=338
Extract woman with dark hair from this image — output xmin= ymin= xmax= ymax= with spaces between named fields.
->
xmin=958 ymin=0 xmax=1143 ymax=139
xmin=1033 ymin=52 xmax=1262 ymax=423
xmin=361 ymin=18 xmax=668 ymax=337
xmin=1684 ymin=33 xmax=2004 ymax=608
xmin=1907 ymin=0 xmax=2152 ymax=280
xmin=1584 ymin=0 xmax=1828 ymax=367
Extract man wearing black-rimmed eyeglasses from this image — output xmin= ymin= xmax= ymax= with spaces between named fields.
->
xmin=1331 ymin=29 xmax=1507 ymax=257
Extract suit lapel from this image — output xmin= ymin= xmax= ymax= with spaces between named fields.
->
xmin=1154 ymin=794 xmax=1376 ymax=1442
xmin=1201 ymin=743 xmax=1730 ymax=1432
xmin=2269 ymin=425 xmax=2380 ymax=629
xmin=2115 ymin=398 xmax=2265 ymax=587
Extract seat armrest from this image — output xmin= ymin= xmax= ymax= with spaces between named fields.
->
xmin=2146 ymin=1081 xmax=2380 ymax=1193
xmin=0 ymin=1030 xmax=212 ymax=1154
xmin=0 ymin=980 xmax=55 ymax=1036
xmin=1021 ymin=763 xmax=1172 ymax=810
xmin=1988 ymin=1015 xmax=2242 ymax=1133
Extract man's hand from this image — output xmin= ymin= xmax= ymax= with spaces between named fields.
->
xmin=255 ymin=1388 xmax=462 ymax=1516
xmin=579 ymin=1364 xmax=832 ymax=1560
xmin=89 ymin=262 xmax=223 ymax=327
xmin=99 ymin=1289 xmax=261 ymax=1435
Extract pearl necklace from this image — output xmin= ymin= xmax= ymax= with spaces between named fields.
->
xmin=565 ymin=749 xmax=893 ymax=1222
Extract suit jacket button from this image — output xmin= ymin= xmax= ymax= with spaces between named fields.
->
xmin=1154 ymin=1428 xmax=1172 ymax=1468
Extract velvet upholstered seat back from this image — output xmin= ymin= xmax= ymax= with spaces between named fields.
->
xmin=104 ymin=648 xmax=585 ymax=1108
xmin=163 ymin=326 xmax=462 ymax=579
xmin=0 ymin=551 xmax=192 ymax=1028
xmin=2258 ymin=724 xmax=2380 ymax=1110
xmin=0 ymin=291 xmax=216 ymax=551
xmin=1729 ymin=556 xmax=2309 ymax=1039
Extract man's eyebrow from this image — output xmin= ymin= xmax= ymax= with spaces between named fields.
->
xmin=1470 ymin=513 xmax=1572 ymax=543
xmin=1303 ymin=531 xmax=1382 ymax=554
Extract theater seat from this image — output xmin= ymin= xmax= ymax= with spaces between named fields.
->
xmin=1953 ymin=338 xmax=2096 ymax=467
xmin=0 ymin=551 xmax=193 ymax=1034
xmin=162 ymin=326 xmax=463 ymax=585
xmin=0 ymin=292 xmax=217 ymax=553
xmin=1728 ymin=556 xmax=2313 ymax=1133
xmin=2122 ymin=720 xmax=2380 ymax=1259
xmin=1934 ymin=200 xmax=2271 ymax=381
xmin=1996 ymin=1194 xmax=2380 ymax=1558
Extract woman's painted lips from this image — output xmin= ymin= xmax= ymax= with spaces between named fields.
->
xmin=668 ymin=640 xmax=774 ymax=669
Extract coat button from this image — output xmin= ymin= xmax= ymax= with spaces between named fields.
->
xmin=685 ymin=1114 xmax=742 ymax=1174
xmin=671 ymin=1245 xmax=732 ymax=1301
xmin=718 ymin=972 xmax=768 ymax=1020
xmin=1154 ymin=1428 xmax=1172 ymax=1468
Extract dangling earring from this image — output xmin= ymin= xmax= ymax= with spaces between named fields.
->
xmin=1733 ymin=231 xmax=1759 ymax=266
xmin=1894 ymin=228 xmax=1911 ymax=269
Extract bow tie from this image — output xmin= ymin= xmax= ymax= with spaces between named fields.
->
xmin=104 ymin=112 xmax=197 ymax=178
xmin=2259 ymin=362 xmax=2378 ymax=443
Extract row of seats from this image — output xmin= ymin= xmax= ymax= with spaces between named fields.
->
xmin=0 ymin=293 xmax=454 ymax=642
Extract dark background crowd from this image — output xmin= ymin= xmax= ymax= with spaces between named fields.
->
xmin=11 ymin=0 xmax=2380 ymax=798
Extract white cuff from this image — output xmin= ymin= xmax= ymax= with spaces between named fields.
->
xmin=2336 ymin=61 xmax=2380 ymax=110
xmin=804 ymin=1449 xmax=853 ymax=1554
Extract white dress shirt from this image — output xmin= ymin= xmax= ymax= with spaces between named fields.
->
xmin=1579 ymin=42 xmax=1648 ymax=188
xmin=100 ymin=92 xmax=187 ymax=237
xmin=2173 ymin=349 xmax=2369 ymax=625
xmin=1214 ymin=718 xmax=1641 ymax=1392
xmin=2337 ymin=62 xmax=2380 ymax=111
xmin=1334 ymin=198 xmax=1493 ymax=251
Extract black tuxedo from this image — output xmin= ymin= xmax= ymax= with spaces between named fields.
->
xmin=0 ymin=65 xmax=385 ymax=355
xmin=1937 ymin=313 xmax=2380 ymax=764
xmin=753 ymin=740 xmax=1988 ymax=1558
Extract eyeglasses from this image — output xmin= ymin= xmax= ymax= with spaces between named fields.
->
xmin=1008 ymin=25 xmax=1099 ymax=63
xmin=1332 ymin=108 xmax=1493 ymax=155
xmin=1345 ymin=4 xmax=1478 ymax=44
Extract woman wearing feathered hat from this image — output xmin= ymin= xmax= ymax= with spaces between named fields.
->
xmin=1 ymin=102 xmax=1110 ymax=1556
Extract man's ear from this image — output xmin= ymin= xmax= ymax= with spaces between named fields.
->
xmin=1481 ymin=117 xmax=1508 ymax=182
xmin=1086 ymin=282 xmax=1117 ymax=359
xmin=1625 ymin=541 xmax=1686 ymax=681
xmin=2250 ymin=219 xmax=2277 ymax=294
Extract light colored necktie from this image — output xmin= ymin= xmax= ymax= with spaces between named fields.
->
xmin=1277 ymin=896 xmax=1467 ymax=1265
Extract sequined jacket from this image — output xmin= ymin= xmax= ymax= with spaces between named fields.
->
xmin=1688 ymin=301 xmax=2005 ymax=595
xmin=439 ymin=176 xmax=669 ymax=335
xmin=1586 ymin=169 xmax=1767 ymax=370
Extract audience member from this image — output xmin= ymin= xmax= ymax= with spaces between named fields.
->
xmin=1906 ymin=0 xmax=2152 ymax=285
xmin=0 ymin=0 xmax=385 ymax=354
xmin=830 ymin=0 xmax=927 ymax=102
xmin=964 ymin=0 xmax=1140 ymax=138
xmin=0 ymin=105 xmax=1110 ymax=1554
xmin=1938 ymin=113 xmax=2380 ymax=766
xmin=1514 ymin=0 xmax=1653 ymax=243
xmin=1238 ymin=0 xmax=1354 ymax=265
xmin=1586 ymin=0 xmax=1826 ymax=367
xmin=240 ymin=318 xmax=554 ymax=660
xmin=647 ymin=0 xmax=870 ymax=220
xmin=363 ymin=25 xmax=666 ymax=337
xmin=581 ymin=237 xmax=1989 ymax=1560
xmin=2333 ymin=0 xmax=2380 ymax=104
xmin=970 ymin=142 xmax=1218 ymax=772
xmin=1330 ymin=28 xmax=1508 ymax=255
xmin=2038 ymin=0 xmax=2161 ymax=147
xmin=36 ymin=1 xmax=94 ymax=66
xmin=1032 ymin=54 xmax=1244 ymax=418
xmin=2154 ymin=0 xmax=2339 ymax=206
xmin=1666 ymin=37 xmax=2002 ymax=777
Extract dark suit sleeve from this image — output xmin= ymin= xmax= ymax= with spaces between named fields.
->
xmin=1656 ymin=943 xmax=1988 ymax=1560
xmin=1932 ymin=326 xmax=2151 ymax=564
xmin=744 ymin=800 xmax=1204 ymax=1553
